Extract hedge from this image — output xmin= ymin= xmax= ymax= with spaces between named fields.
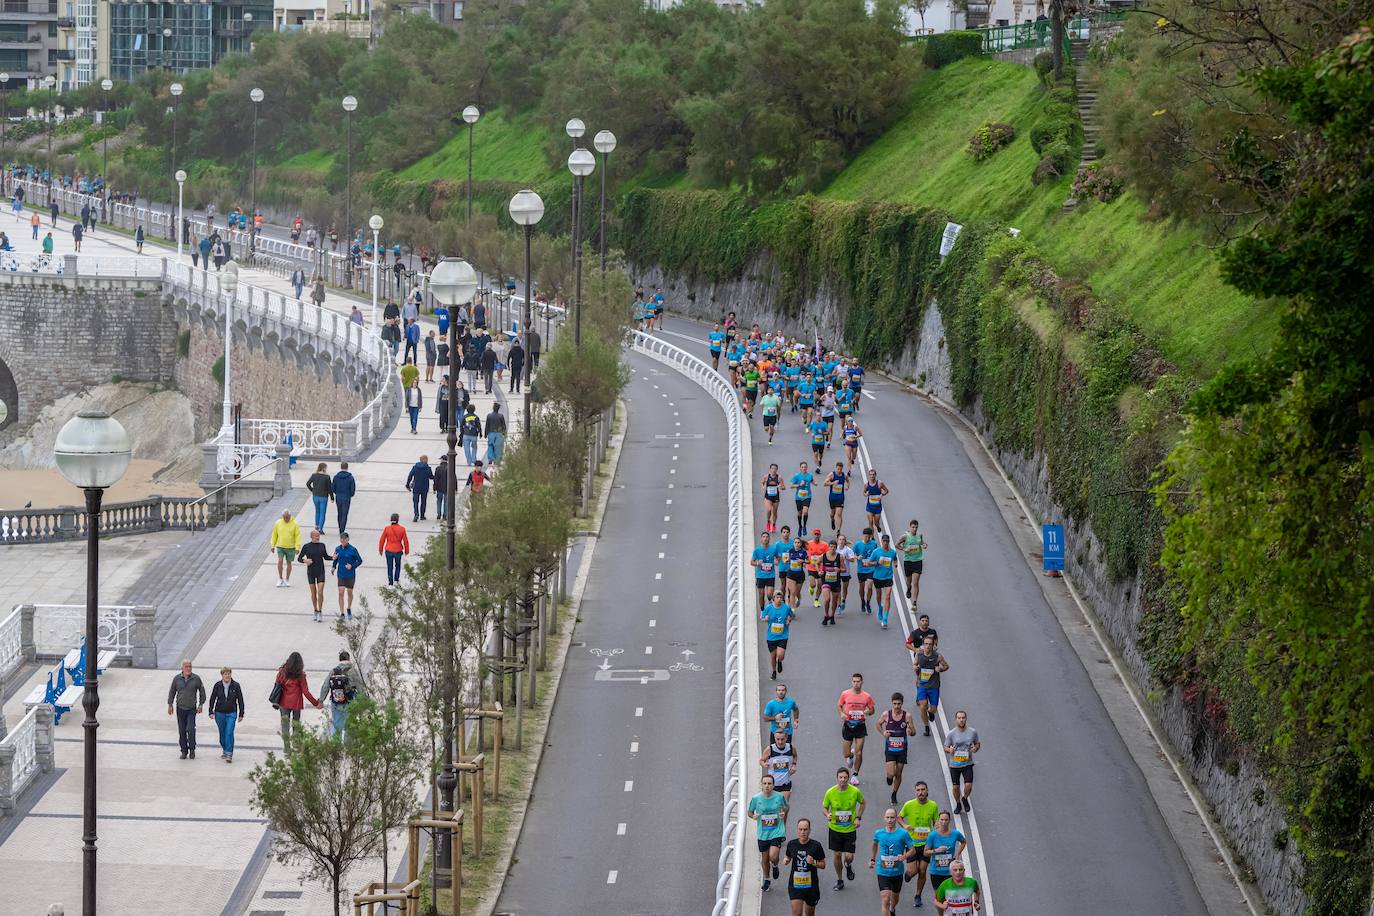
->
xmin=924 ymin=31 xmax=984 ymax=69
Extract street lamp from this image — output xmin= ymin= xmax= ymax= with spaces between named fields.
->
xmin=593 ymin=129 xmax=616 ymax=272
xmin=99 ymin=78 xmax=112 ymax=181
xmin=342 ymin=94 xmax=357 ymax=271
xmin=169 ymin=81 xmax=183 ymax=240
xmin=508 ymin=189 xmax=544 ymax=435
xmin=53 ymin=409 xmax=131 ymax=916
xmin=249 ymin=87 xmax=263 ymax=253
xmin=175 ymin=169 xmax=186 ymax=260
xmin=463 ymin=105 xmax=479 ymax=224
xmin=368 ymin=214 xmax=383 ymax=325
xmin=0 ymin=72 xmax=8 ymax=146
xmin=427 ymin=255 xmax=477 ymax=883
xmin=43 ymin=75 xmax=55 ymax=204
xmin=221 ymin=261 xmax=239 ymax=432
xmin=243 ymin=12 xmax=254 ymax=54
xmin=567 ymin=148 xmax=594 ymax=349
xmin=565 ymin=118 xmax=585 ymax=265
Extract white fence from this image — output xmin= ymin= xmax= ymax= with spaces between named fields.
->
xmin=30 ymin=604 xmax=137 ymax=660
xmin=0 ymin=606 xmax=22 ymax=684
xmin=629 ymin=331 xmax=756 ymax=916
xmin=0 ymin=705 xmax=53 ymax=815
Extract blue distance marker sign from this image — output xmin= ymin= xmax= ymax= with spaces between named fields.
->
xmin=1042 ymin=524 xmax=1066 ymax=572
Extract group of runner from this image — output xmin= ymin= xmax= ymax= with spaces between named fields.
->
xmin=722 ymin=314 xmax=984 ymax=914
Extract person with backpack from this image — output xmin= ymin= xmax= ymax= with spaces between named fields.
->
xmin=326 ymin=650 xmax=363 ymax=737
xmin=460 ymin=405 xmax=483 ymax=465
xmin=270 ymin=651 xmax=321 ymax=753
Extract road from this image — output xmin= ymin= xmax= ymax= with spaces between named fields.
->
xmin=656 ymin=316 xmax=1209 ymax=916
xmin=494 ymin=352 xmax=727 ymax=914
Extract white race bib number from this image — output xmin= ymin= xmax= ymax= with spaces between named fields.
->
xmin=881 ymin=855 xmax=899 ymax=870
xmin=919 ymin=668 xmax=934 ymax=683
xmin=935 ymin=852 xmax=952 ymax=868
xmin=793 ymin=871 xmax=812 ymax=889
xmin=760 ymin=814 xmax=778 ymax=827
xmin=846 ymin=710 xmax=865 ymax=722
xmin=953 ymin=750 xmax=971 ymax=764
xmin=834 ymin=810 xmax=852 ymax=825
xmin=887 ymin=735 xmax=906 ymax=751
xmin=769 ymin=622 xmax=785 ymax=635
xmin=912 ymin=826 xmax=931 ymax=843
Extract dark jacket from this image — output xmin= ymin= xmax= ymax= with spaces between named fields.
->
xmin=406 ymin=460 xmax=434 ymax=493
xmin=306 ymin=472 xmax=333 ymax=498
xmin=167 ymin=672 xmax=206 ymax=710
xmin=405 ymin=385 xmax=424 ymax=410
xmin=462 ymin=346 xmax=482 ymax=371
xmin=527 ymin=329 xmax=541 ymax=355
xmin=383 ymin=302 xmax=401 ymax=321
xmin=480 ymin=347 xmax=498 ymax=372
xmin=486 ymin=410 xmax=507 ymax=435
xmin=434 ymin=461 xmax=450 ymax=493
xmin=460 ymin=412 xmax=482 ymax=438
xmin=208 ymin=679 xmax=246 ymax=717
xmin=508 ymin=342 xmax=526 ymax=369
xmin=332 ymin=470 xmax=357 ymax=500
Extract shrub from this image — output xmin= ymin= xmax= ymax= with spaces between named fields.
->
xmin=1031 ymin=117 xmax=1081 ymax=154
xmin=1033 ymin=139 xmax=1075 ymax=184
xmin=968 ymin=122 xmax=1017 ymax=161
xmin=1049 ymin=85 xmax=1077 ymax=106
xmin=1034 ymin=51 xmax=1054 ymax=85
xmin=1071 ymin=162 xmax=1125 ymax=202
xmin=924 ymin=31 xmax=984 ymax=69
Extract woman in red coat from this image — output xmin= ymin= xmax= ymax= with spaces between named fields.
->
xmin=274 ymin=651 xmax=321 ymax=753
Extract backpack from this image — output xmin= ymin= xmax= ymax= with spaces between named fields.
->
xmin=327 ymin=666 xmax=356 ymax=705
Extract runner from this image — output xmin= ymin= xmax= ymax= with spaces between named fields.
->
xmin=837 ymin=674 xmax=876 ymax=783
xmin=933 ymin=859 xmax=980 ymax=915
xmin=922 ymin=811 xmax=966 ymax=902
xmin=906 ymin=613 xmax=940 ymax=652
xmin=762 ymin=463 xmax=785 ymax=532
xmin=868 ymin=533 xmax=898 ymax=628
xmin=748 ymin=774 xmax=790 ymax=891
xmin=723 ymin=310 xmax=738 ymax=346
xmin=760 ymin=729 xmax=798 ymax=803
xmin=914 ymin=636 xmax=949 ymax=737
xmin=854 ymin=527 xmax=878 ymax=615
xmin=708 ymin=323 xmax=726 ymax=371
xmin=761 ymin=385 xmax=783 ymax=445
xmin=842 ymin=416 xmax=863 ymax=474
xmin=764 ymin=682 xmax=800 ymax=744
xmin=899 ymin=781 xmax=941 ymax=908
xmin=835 ymin=378 xmax=857 ymax=430
xmin=869 ymin=807 xmax=916 ymax=915
xmin=783 ymin=818 xmax=827 ymax=916
xmin=878 ymin=692 xmax=916 ymax=805
xmin=296 ymin=529 xmax=331 ymax=622
xmin=822 ymin=767 xmax=866 ymax=891
xmin=825 ymin=462 xmax=847 ymax=532
xmin=897 ymin=519 xmax=928 ymax=606
xmin=742 ymin=360 xmax=761 ymax=418
xmin=761 ymin=589 xmax=796 ymax=680
xmin=835 ymin=534 xmax=856 ymax=614
xmin=944 ymin=711 xmax=981 ymax=814
xmin=805 ymin=528 xmax=829 ymax=607
xmin=784 ymin=357 xmax=802 ymax=412
xmin=809 ymin=416 xmax=829 ymax=467
xmin=849 ymin=361 xmax=866 ymax=412
xmin=818 ymin=387 xmax=838 ymax=444
xmin=752 ymin=531 xmax=777 ymax=612
xmin=798 ymin=373 xmax=817 ymax=427
xmin=863 ymin=468 xmax=890 ymax=533
xmin=727 ymin=340 xmax=743 ymax=387
xmin=785 ymin=534 xmax=808 ymax=608
xmin=819 ymin=542 xmax=843 ymax=625
xmin=330 ymin=532 xmax=362 ymax=620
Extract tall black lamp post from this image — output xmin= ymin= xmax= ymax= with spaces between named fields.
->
xmin=462 ymin=105 xmax=479 ymax=224
xmin=249 ymin=87 xmax=263 ymax=253
xmin=508 ymin=189 xmax=545 ymax=434
xmin=53 ymin=410 xmax=132 ymax=916
xmin=593 ymin=130 xmax=616 ymax=272
xmin=567 ymin=148 xmax=594 ymax=349
xmin=99 ymin=79 xmax=112 ymax=181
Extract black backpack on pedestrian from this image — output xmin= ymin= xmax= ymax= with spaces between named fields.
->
xmin=327 ymin=666 xmax=356 ymax=705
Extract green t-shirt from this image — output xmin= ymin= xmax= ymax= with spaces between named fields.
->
xmin=748 ymin=791 xmax=788 ymax=841
xmin=935 ymin=876 xmax=979 ymax=914
xmin=897 ymin=532 xmax=925 ymax=562
xmin=899 ymin=798 xmax=939 ymax=846
xmin=761 ymin=393 xmax=782 ymax=417
xmin=822 ymin=784 xmax=864 ymax=833
xmin=400 ymin=363 xmax=420 ymax=389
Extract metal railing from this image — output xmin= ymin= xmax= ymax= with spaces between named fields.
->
xmin=629 ymin=331 xmax=753 ymax=916
xmin=905 ymin=15 xmax=1108 ymax=52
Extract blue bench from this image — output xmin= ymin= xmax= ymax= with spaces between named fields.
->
xmin=62 ymin=639 xmax=117 ymax=687
xmin=24 ymin=662 xmax=82 ymax=725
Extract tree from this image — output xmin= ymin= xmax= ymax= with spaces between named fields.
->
xmin=904 ymin=0 xmax=933 ymax=32
xmin=249 ymin=699 xmax=421 ymax=916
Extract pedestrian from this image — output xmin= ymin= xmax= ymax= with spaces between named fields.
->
xmin=400 ymin=356 xmax=419 ymax=391
xmin=466 ymin=460 xmax=490 ymax=495
xmin=306 ymin=462 xmax=333 ymax=531
xmin=508 ymin=337 xmax=526 ymax=393
xmin=332 ymin=531 xmax=362 ymax=618
xmin=401 ymin=294 xmax=418 ymax=324
xmin=325 ymin=650 xmax=362 ymax=737
xmin=350 ymin=305 xmax=364 ymax=325
xmin=71 ymin=221 xmax=82 ymax=252
xmin=190 ymin=229 xmax=199 ymax=267
xmin=271 ymin=651 xmax=321 ymax=754
xmin=30 ymin=210 xmax=40 ymax=240
xmin=80 ymin=202 xmax=90 ymax=229
xmin=291 ymin=266 xmax=306 ymax=301
xmin=424 ymin=330 xmax=437 ymax=382
xmin=460 ymin=405 xmax=482 ymax=465
xmin=331 ymin=461 xmax=356 ymax=533
xmin=463 ymin=337 xmax=482 ymax=391
xmin=434 ymin=454 xmax=451 ymax=520
xmin=383 ymin=299 xmax=401 ymax=325
xmin=270 ymin=510 xmax=302 ymax=587
xmin=49 ymin=200 xmax=58 ymax=226
xmin=206 ymin=666 xmax=245 ymax=763
xmin=405 ymin=453 xmax=433 ymax=520
xmin=42 ymin=231 xmax=53 ymax=256
xmin=212 ymin=237 xmax=225 ymax=270
xmin=485 ymin=402 xmax=507 ymax=465
xmin=492 ymin=334 xmax=511 ymax=384
xmin=404 ymin=319 xmax=421 ymax=364
xmin=436 ymin=375 xmax=450 ymax=433
xmin=480 ymin=342 xmax=497 ymax=394
xmin=198 ymin=234 xmax=211 ymax=270
xmin=405 ymin=379 xmax=424 ymax=434
xmin=166 ymin=659 xmax=206 ymax=759
xmin=379 ymin=513 xmax=410 ymax=585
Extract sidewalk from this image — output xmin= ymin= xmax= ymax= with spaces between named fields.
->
xmin=0 ymin=204 xmax=523 ymax=914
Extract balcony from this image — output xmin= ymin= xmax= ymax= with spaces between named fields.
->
xmin=55 ymin=15 xmax=71 ymax=27
xmin=55 ymin=47 xmax=72 ymax=59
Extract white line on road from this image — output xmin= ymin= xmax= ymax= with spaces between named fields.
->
xmin=862 ymin=389 xmax=876 ymax=400
xmin=663 ymin=515 xmax=671 ymax=522
xmin=670 ymin=468 xmax=676 ymax=474
xmin=652 ymin=595 xmax=660 ymax=602
xmin=666 ymin=499 xmax=673 ymax=504
xmin=630 ymin=741 xmax=639 ymax=753
xmin=645 ymin=646 xmax=653 ymax=655
xmin=660 ymin=533 xmax=668 ymax=540
xmin=617 ymin=823 xmax=627 ymax=836
xmin=607 ymin=870 xmax=618 ymax=884
xmin=649 ymin=619 xmax=656 ymax=627
xmin=655 ymin=572 xmax=663 ymax=580
xmin=635 ymin=707 xmax=643 ymax=717
xmin=624 ymin=780 xmax=634 ymax=792
xmin=658 ymin=552 xmax=665 ymax=558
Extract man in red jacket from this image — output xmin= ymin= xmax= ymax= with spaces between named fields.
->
xmin=379 ymin=513 xmax=410 ymax=585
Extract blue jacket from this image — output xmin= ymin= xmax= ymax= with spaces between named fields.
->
xmin=332 ymin=543 xmax=363 ymax=577
xmin=332 ymin=470 xmax=356 ymax=501
xmin=406 ymin=461 xmax=434 ymax=493
xmin=406 ymin=322 xmax=421 ymax=345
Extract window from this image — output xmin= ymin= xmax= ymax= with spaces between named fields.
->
xmin=453 ymin=0 xmax=462 ymax=18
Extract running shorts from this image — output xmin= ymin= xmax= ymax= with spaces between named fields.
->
xmin=757 ymin=837 xmax=784 ymax=851
xmin=766 ymin=638 xmax=789 ymax=651
xmin=786 ymin=571 xmax=806 ymax=583
xmin=842 ymin=721 xmax=868 ymax=741
xmin=916 ymin=685 xmax=940 ymax=708
xmin=828 ymin=828 xmax=857 ymax=854
xmin=949 ymin=763 xmax=974 ymax=784
xmin=306 ymin=568 xmax=326 ymax=584
xmin=877 ymin=874 xmax=904 ymax=894
xmin=904 ymin=560 xmax=924 ymax=577
xmin=789 ymin=885 xmax=820 ymax=905
xmin=873 ymin=578 xmax=893 ymax=590
xmin=763 ymin=414 xmax=778 ymax=427
xmin=338 ymin=576 xmax=357 ymax=589
xmin=755 ymin=577 xmax=776 ymax=590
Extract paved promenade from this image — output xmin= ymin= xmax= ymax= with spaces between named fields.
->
xmin=0 ymin=206 xmax=522 ymax=914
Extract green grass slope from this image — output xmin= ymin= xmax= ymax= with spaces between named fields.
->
xmin=397 ymin=108 xmax=560 ymax=187
xmin=822 ymin=57 xmax=1277 ymax=376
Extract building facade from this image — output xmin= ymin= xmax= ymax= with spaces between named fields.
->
xmin=0 ymin=0 xmax=61 ymax=89
xmin=107 ymin=0 xmax=270 ymax=82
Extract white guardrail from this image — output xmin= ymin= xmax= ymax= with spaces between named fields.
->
xmin=629 ymin=331 xmax=757 ymax=916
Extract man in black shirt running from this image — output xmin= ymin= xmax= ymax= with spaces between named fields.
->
xmin=784 ymin=818 xmax=827 ymax=914
xmin=297 ymin=529 xmax=331 ymax=622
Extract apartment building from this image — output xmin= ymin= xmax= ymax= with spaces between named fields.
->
xmin=0 ymin=0 xmax=61 ymax=89
xmin=102 ymin=0 xmax=271 ymax=82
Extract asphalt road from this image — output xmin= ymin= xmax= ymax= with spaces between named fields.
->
xmin=494 ymin=351 xmax=727 ymax=915
xmin=656 ymin=316 xmax=1208 ymax=916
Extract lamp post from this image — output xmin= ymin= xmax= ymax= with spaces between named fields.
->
xmin=53 ymin=409 xmax=132 ymax=916
xmin=565 ymin=117 xmax=584 ymax=266
xmin=567 ymin=148 xmax=594 ymax=349
xmin=221 ymin=261 xmax=239 ymax=432
xmin=175 ymin=169 xmax=186 ymax=260
xmin=43 ymin=75 xmax=54 ymax=204
xmin=249 ymin=87 xmax=263 ymax=253
xmin=369 ymin=214 xmax=383 ymax=325
xmin=0 ymin=72 xmax=8 ymax=147
xmin=162 ymin=27 xmax=172 ymax=71
xmin=243 ymin=10 xmax=253 ymax=54
xmin=426 ymin=256 xmax=478 ymax=884
xmin=463 ymin=105 xmax=479 ymax=224
xmin=342 ymin=94 xmax=357 ymax=264
xmin=593 ymin=129 xmax=616 ymax=272
xmin=169 ymin=81 xmax=182 ymax=239
xmin=99 ymin=78 xmax=112 ymax=180
xmin=508 ymin=190 xmax=544 ymax=437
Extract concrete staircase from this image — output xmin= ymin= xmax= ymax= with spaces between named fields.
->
xmin=1063 ymin=37 xmax=1095 ymax=210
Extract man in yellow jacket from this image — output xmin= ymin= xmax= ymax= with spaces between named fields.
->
xmin=270 ymin=510 xmax=303 ymax=588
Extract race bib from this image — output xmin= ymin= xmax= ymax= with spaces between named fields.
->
xmin=771 ymin=758 xmax=789 ymax=771
xmin=846 ymin=709 xmax=865 ymax=722
xmin=912 ymin=826 xmax=931 ymax=843
xmin=769 ymin=622 xmax=786 ymax=635
xmin=953 ymin=749 xmax=971 ymax=764
xmin=887 ymin=735 xmax=906 ymax=751
xmin=766 ymin=485 xmax=779 ymax=496
xmin=793 ymin=870 xmax=812 ymax=889
xmin=831 ymin=482 xmax=844 ymax=494
xmin=881 ymin=855 xmax=899 ymax=870
xmin=879 ymin=556 xmax=892 ymax=567
xmin=760 ymin=561 xmax=774 ymax=573
xmin=761 ymin=814 xmax=778 ymax=827
xmin=935 ymin=852 xmax=952 ymax=868
xmin=776 ymin=715 xmax=791 ymax=729
xmin=834 ymin=810 xmax=852 ymax=825
xmin=919 ymin=668 xmax=934 ymax=683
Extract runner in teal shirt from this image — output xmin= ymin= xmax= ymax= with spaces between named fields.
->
xmin=871 ymin=808 xmax=916 ymax=909
xmin=748 ymin=778 xmax=790 ymax=891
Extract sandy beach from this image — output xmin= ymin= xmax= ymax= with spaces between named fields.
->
xmin=0 ymin=459 xmax=202 ymax=510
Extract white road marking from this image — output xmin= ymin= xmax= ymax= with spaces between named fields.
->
xmin=607 ymin=870 xmax=618 ymax=884
xmin=670 ymin=468 xmax=676 ymax=474
xmin=624 ymin=780 xmax=634 ymax=792
xmin=653 ymin=384 xmax=659 ymax=389
xmin=649 ymin=619 xmax=656 ymax=627
xmin=635 ymin=707 xmax=644 ymax=717
xmin=673 ymin=411 xmax=680 ymax=416
xmin=658 ymin=552 xmax=665 ymax=558
xmin=664 ymin=515 xmax=671 ymax=522
xmin=666 ymin=498 xmax=673 ymax=504
xmin=660 ymin=533 xmax=668 ymax=540
xmin=640 ymin=676 xmax=649 ymax=684
xmin=652 ymin=595 xmax=660 ymax=603
xmin=675 ymin=421 xmax=682 ymax=427
xmin=668 ymin=483 xmax=675 ymax=489
xmin=617 ymin=823 xmax=627 ymax=836
xmin=645 ymin=646 xmax=653 ymax=655
xmin=630 ymin=741 xmax=639 ymax=753
xmin=672 ymin=455 xmax=679 ymax=461
xmin=862 ymin=389 xmax=876 ymax=400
